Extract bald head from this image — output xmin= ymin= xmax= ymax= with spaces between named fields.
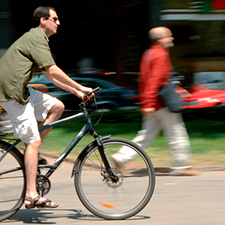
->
xmin=148 ymin=27 xmax=174 ymax=48
xmin=149 ymin=27 xmax=165 ymax=42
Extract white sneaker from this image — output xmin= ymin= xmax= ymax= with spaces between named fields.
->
xmin=111 ymin=154 xmax=126 ymax=170
xmin=170 ymin=166 xmax=200 ymax=176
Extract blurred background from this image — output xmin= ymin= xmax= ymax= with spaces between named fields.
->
xmin=2 ymin=0 xmax=225 ymax=88
xmin=1 ymin=0 xmax=225 ymax=166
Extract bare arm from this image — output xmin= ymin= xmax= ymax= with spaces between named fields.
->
xmin=42 ymin=65 xmax=93 ymax=100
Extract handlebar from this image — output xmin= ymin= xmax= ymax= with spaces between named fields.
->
xmin=87 ymin=87 xmax=101 ymax=96
xmin=83 ymin=87 xmax=101 ymax=103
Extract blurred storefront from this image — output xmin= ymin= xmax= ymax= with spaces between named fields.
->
xmin=108 ymin=0 xmax=225 ymax=89
xmin=161 ymin=0 xmax=225 ymax=86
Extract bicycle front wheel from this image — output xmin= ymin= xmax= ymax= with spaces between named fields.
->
xmin=0 ymin=140 xmax=26 ymax=222
xmin=75 ymin=137 xmax=155 ymax=220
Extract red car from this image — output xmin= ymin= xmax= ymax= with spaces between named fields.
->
xmin=183 ymin=84 xmax=225 ymax=109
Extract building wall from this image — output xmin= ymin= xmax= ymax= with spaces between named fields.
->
xmin=161 ymin=0 xmax=225 ymax=74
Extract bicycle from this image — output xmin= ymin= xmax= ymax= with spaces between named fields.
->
xmin=0 ymin=87 xmax=155 ymax=221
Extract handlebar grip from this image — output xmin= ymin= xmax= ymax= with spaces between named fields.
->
xmin=87 ymin=87 xmax=101 ymax=96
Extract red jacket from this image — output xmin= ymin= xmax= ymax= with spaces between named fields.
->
xmin=139 ymin=45 xmax=173 ymax=110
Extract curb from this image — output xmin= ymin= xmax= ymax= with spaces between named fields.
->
xmin=40 ymin=151 xmax=225 ymax=173
xmin=154 ymin=166 xmax=225 ymax=173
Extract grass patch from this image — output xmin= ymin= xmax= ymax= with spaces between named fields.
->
xmin=4 ymin=110 xmax=225 ymax=166
xmin=39 ymin=110 xmax=142 ymax=155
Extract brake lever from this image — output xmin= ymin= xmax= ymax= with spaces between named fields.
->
xmin=83 ymin=95 xmax=88 ymax=102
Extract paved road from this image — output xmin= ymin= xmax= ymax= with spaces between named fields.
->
xmin=2 ymin=156 xmax=225 ymax=225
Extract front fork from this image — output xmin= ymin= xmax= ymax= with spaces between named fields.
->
xmin=93 ymin=132 xmax=119 ymax=183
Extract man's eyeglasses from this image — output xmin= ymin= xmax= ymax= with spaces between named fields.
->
xmin=48 ymin=17 xmax=59 ymax=23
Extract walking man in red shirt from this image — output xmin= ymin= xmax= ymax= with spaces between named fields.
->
xmin=113 ymin=27 xmax=198 ymax=175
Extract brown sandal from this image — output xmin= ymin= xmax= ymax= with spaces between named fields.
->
xmin=25 ymin=195 xmax=59 ymax=209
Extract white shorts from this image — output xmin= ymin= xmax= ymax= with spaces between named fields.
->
xmin=0 ymin=86 xmax=58 ymax=144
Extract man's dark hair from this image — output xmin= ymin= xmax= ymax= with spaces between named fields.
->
xmin=33 ymin=6 xmax=56 ymax=25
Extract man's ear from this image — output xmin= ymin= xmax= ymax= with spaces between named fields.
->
xmin=156 ymin=37 xmax=163 ymax=45
xmin=40 ymin=17 xmax=45 ymax=26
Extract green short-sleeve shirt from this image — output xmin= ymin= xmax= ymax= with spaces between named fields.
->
xmin=0 ymin=27 xmax=56 ymax=105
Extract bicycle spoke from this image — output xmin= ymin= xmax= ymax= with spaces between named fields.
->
xmin=85 ymin=159 xmax=102 ymax=170
xmin=0 ymin=198 xmax=21 ymax=204
xmin=0 ymin=142 xmax=25 ymax=222
xmin=0 ymin=176 xmax=24 ymax=179
xmin=75 ymin=138 xmax=155 ymax=220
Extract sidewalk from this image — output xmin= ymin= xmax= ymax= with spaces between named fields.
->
xmin=2 ymin=149 xmax=224 ymax=224
xmin=40 ymin=150 xmax=225 ymax=173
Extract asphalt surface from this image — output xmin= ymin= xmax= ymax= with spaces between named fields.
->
xmin=1 ymin=155 xmax=225 ymax=225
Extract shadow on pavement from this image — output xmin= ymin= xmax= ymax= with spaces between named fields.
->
xmin=6 ymin=208 xmax=150 ymax=223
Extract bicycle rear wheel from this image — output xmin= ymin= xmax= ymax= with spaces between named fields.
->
xmin=0 ymin=140 xmax=25 ymax=222
xmin=75 ymin=137 xmax=155 ymax=220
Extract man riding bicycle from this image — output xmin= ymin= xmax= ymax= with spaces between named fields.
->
xmin=0 ymin=6 xmax=93 ymax=209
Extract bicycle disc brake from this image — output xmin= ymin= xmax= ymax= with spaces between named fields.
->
xmin=102 ymin=168 xmax=124 ymax=188
xmin=36 ymin=174 xmax=51 ymax=196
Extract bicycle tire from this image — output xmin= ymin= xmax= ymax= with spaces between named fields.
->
xmin=74 ymin=137 xmax=155 ymax=220
xmin=0 ymin=140 xmax=26 ymax=222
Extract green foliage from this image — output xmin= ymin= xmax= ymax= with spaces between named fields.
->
xmin=163 ymin=0 xmax=191 ymax=9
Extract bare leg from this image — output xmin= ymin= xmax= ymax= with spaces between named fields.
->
xmin=37 ymin=101 xmax=64 ymax=164
xmin=39 ymin=101 xmax=65 ymax=140
xmin=24 ymin=101 xmax=64 ymax=207
xmin=24 ymin=139 xmax=58 ymax=207
xmin=25 ymin=139 xmax=41 ymax=197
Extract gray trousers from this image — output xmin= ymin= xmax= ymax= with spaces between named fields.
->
xmin=114 ymin=107 xmax=191 ymax=168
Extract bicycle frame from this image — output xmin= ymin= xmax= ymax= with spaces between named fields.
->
xmin=0 ymin=111 xmax=84 ymax=164
xmin=39 ymin=104 xmax=99 ymax=178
